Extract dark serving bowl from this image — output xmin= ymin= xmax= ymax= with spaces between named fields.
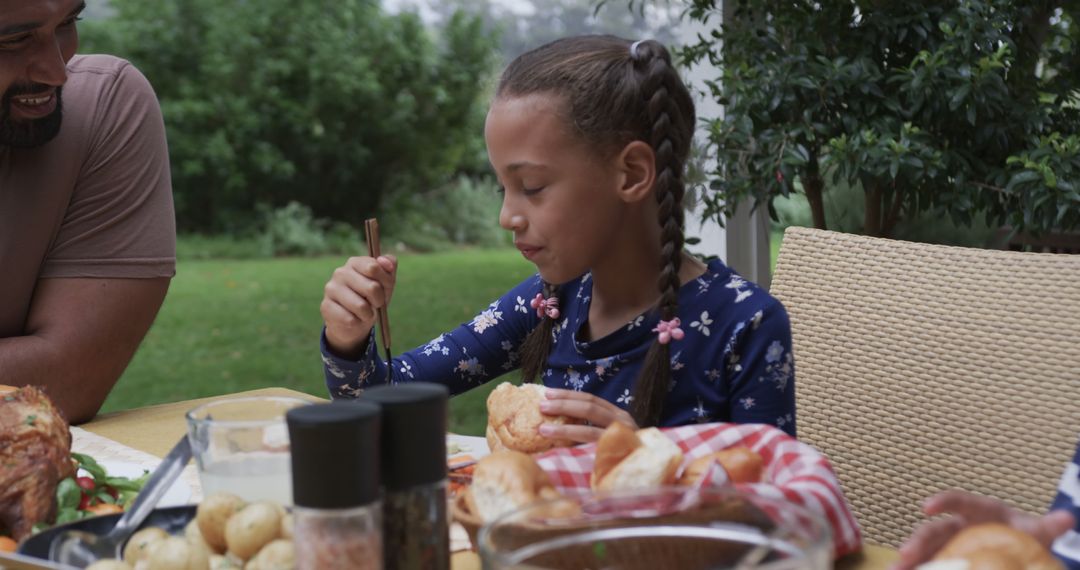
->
xmin=18 ymin=505 xmax=197 ymax=561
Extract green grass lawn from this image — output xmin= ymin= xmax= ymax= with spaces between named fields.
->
xmin=102 ymin=248 xmax=536 ymax=435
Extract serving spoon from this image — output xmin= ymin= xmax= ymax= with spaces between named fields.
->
xmin=49 ymin=434 xmax=193 ymax=567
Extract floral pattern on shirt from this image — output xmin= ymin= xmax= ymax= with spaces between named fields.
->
xmin=421 ymin=334 xmax=451 ymax=357
xmin=593 ymin=357 xmax=619 ymax=380
xmin=456 ymin=355 xmax=486 ymax=381
xmin=500 ymin=340 xmax=520 ymax=371
xmin=471 ymin=302 xmax=504 ymax=334
xmin=750 ymin=309 xmax=764 ymax=330
xmin=550 ymin=318 xmax=566 ymax=343
xmin=761 ymin=341 xmax=794 ymax=392
xmin=695 ymin=276 xmax=712 ymax=296
xmin=690 ymin=311 xmax=713 ymax=336
xmin=726 ymin=275 xmax=754 ymax=303
xmin=565 ymin=368 xmax=590 ymax=391
xmin=322 ymin=355 xmax=346 ymax=379
xmin=693 ymin=398 xmax=712 ymax=423
xmin=722 ymin=321 xmax=747 ymax=374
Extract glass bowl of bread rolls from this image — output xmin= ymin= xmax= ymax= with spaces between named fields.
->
xmin=475 ymin=485 xmax=831 ymax=570
xmin=454 ymin=417 xmax=830 ymax=570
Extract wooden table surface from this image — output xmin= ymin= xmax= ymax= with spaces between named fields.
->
xmin=80 ymin=387 xmax=899 ymax=570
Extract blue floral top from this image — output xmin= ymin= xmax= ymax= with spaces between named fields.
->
xmin=1052 ymin=438 xmax=1080 ymax=568
xmin=320 ymin=259 xmax=797 ymax=435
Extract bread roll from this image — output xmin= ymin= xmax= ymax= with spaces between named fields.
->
xmin=920 ymin=523 xmax=1063 ymax=570
xmin=591 ymin=421 xmax=640 ymax=488
xmin=464 ymin=450 xmax=562 ymax=523
xmin=486 ymin=383 xmax=579 ymax=454
xmin=592 ymin=427 xmax=683 ymax=491
xmin=677 ymin=447 xmax=765 ymax=486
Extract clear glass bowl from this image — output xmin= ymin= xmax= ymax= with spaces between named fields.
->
xmin=477 ymin=486 xmax=831 ymax=570
xmin=185 ymin=396 xmax=311 ymax=504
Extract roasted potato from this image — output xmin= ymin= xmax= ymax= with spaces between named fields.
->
xmin=244 ymin=539 xmax=295 ymax=570
xmin=224 ymin=502 xmax=282 ymax=561
xmin=147 ymin=536 xmax=211 ymax=570
xmin=122 ymin=526 xmax=168 ymax=565
xmin=210 ymin=554 xmax=242 ymax=569
xmin=86 ymin=561 xmax=133 ymax=570
xmin=186 ymin=519 xmax=214 ymax=555
xmin=197 ymin=493 xmax=246 ymax=553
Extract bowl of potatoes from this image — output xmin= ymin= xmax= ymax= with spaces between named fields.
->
xmin=20 ymin=493 xmax=294 ymax=569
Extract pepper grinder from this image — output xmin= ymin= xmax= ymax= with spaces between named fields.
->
xmin=362 ymin=383 xmax=450 ymax=570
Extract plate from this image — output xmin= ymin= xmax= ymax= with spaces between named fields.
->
xmin=17 ymin=505 xmax=197 ymax=561
xmin=86 ymin=461 xmax=192 ymax=508
xmin=447 ymin=434 xmax=489 ymax=462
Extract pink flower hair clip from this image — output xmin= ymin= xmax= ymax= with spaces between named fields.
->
xmin=652 ymin=318 xmax=684 ymax=344
xmin=530 ymin=293 xmax=560 ymax=319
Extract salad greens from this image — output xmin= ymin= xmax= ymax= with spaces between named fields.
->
xmin=34 ymin=453 xmax=149 ymax=532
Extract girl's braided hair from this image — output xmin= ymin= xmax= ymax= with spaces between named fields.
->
xmin=498 ymin=35 xmax=696 ymax=427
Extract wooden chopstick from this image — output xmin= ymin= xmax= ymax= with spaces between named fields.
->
xmin=363 ymin=218 xmax=393 ymax=380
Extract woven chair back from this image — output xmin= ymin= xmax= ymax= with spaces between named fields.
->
xmin=770 ymin=227 xmax=1080 ymax=547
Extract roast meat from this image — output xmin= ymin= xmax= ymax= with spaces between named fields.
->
xmin=0 ymin=385 xmax=74 ymax=540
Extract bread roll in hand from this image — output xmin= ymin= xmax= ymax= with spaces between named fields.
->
xmin=486 ymin=383 xmax=581 ymax=454
xmin=918 ymin=523 xmax=1063 ymax=570
xmin=591 ymin=423 xmax=683 ymax=491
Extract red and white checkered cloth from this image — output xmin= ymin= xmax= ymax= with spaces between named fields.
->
xmin=533 ymin=422 xmax=863 ymax=558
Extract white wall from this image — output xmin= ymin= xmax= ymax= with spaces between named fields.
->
xmin=680 ymin=12 xmax=728 ymax=263
xmin=677 ymin=1 xmax=773 ymax=288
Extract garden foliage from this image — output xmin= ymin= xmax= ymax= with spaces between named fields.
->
xmin=673 ymin=0 xmax=1080 ymax=237
xmin=82 ymin=0 xmax=499 ymax=232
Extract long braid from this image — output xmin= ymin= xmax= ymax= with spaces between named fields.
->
xmin=518 ymin=281 xmax=560 ymax=384
xmin=629 ymin=41 xmax=690 ymax=427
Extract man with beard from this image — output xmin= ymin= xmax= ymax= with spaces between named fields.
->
xmin=0 ymin=0 xmax=175 ymax=423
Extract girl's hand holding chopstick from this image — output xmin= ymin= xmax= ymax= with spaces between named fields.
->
xmin=321 ymin=254 xmax=397 ymax=359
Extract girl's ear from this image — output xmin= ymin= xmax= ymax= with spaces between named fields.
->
xmin=614 ymin=140 xmax=656 ymax=204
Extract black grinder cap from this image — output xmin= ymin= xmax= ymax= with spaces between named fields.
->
xmin=287 ymin=400 xmax=381 ymax=509
xmin=361 ymin=383 xmax=448 ymax=491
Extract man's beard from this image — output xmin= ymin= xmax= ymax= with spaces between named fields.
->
xmin=0 ymin=84 xmax=64 ymax=149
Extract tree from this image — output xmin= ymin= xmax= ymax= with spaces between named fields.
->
xmin=674 ymin=0 xmax=1080 ymax=237
xmin=81 ymin=0 xmax=499 ymax=231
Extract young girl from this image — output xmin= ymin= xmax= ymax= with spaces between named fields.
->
xmin=319 ymin=35 xmax=796 ymax=442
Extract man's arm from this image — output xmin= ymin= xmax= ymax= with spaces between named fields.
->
xmin=0 ymin=276 xmax=170 ymax=424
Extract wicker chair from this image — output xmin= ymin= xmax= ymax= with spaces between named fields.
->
xmin=770 ymin=227 xmax=1080 ymax=548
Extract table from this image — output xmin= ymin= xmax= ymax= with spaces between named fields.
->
xmin=80 ymin=387 xmax=900 ymax=569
